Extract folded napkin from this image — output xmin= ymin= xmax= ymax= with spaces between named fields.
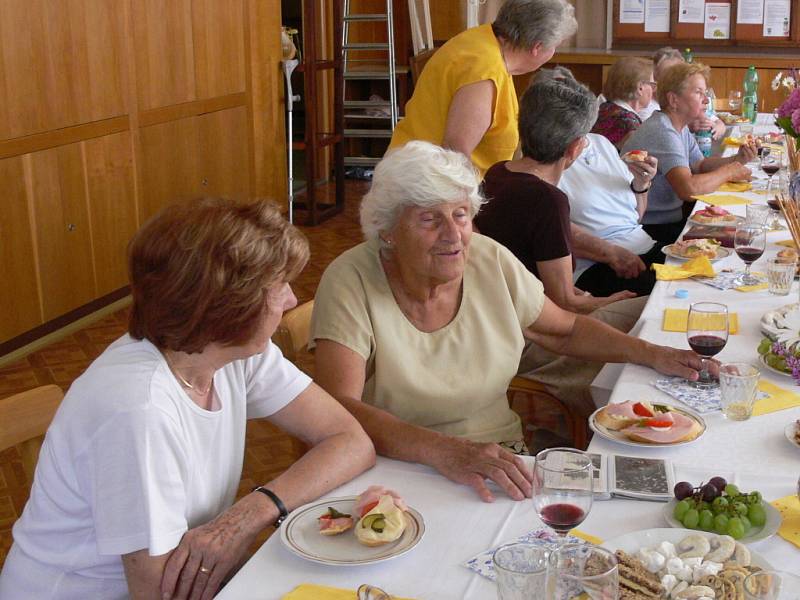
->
xmin=777 ymin=239 xmax=797 ymax=248
xmin=662 ymin=308 xmax=739 ymax=334
xmin=722 ymin=136 xmax=745 ymax=147
xmin=693 ymin=194 xmax=751 ymax=206
xmin=570 ymin=529 xmax=604 ymax=545
xmin=770 ymin=494 xmax=800 ymax=549
xmin=282 ymin=585 xmax=415 ymax=600
xmin=735 ymin=283 xmax=769 ymax=292
xmin=754 ymin=380 xmax=800 ymax=415
xmin=653 ymin=256 xmax=715 ymax=280
xmin=717 ymin=182 xmax=752 ymax=193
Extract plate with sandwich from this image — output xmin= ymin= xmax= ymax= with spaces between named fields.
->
xmin=589 ymin=401 xmax=706 ymax=447
xmin=662 ymin=239 xmax=731 ymax=261
xmin=687 ymin=206 xmax=744 ymax=228
xmin=280 ymin=485 xmax=425 ymax=566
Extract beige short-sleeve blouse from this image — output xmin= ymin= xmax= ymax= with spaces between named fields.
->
xmin=309 ymin=234 xmax=545 ymax=443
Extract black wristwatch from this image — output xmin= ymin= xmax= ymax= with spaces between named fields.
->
xmin=253 ymin=486 xmax=289 ymax=527
xmin=630 ymin=180 xmax=651 ymax=194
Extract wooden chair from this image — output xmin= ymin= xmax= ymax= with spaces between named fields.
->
xmin=271 ymin=300 xmax=314 ymax=363
xmin=0 ymin=385 xmax=64 ymax=477
xmin=507 ymin=376 xmax=588 ymax=451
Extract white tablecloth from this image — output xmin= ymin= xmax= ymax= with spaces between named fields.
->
xmin=219 ymin=117 xmax=799 ymax=599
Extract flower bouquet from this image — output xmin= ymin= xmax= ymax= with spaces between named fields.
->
xmin=772 ymin=71 xmax=800 ymax=173
xmin=758 ymin=303 xmax=800 ymax=383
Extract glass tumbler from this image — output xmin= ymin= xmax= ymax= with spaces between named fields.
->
xmin=767 ymin=257 xmax=795 ymax=296
xmin=547 ymin=544 xmax=618 ymax=600
xmin=744 ymin=570 xmax=800 ymax=599
xmin=493 ymin=543 xmax=549 ymax=600
xmin=719 ymin=363 xmax=760 ymax=421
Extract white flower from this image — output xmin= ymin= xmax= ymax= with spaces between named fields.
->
xmin=773 ymin=72 xmax=784 ymax=91
xmin=767 ymin=306 xmax=800 ymax=349
xmin=784 ymin=77 xmax=796 ymax=90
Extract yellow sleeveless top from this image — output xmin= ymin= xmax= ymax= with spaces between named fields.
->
xmin=389 ymin=24 xmax=519 ymax=177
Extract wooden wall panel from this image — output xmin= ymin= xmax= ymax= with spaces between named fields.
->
xmin=28 ymin=144 xmax=96 ymax=320
xmin=197 ymin=107 xmax=250 ymax=201
xmin=84 ymin=131 xmax=137 ymax=296
xmin=0 ymin=0 xmax=127 ymax=140
xmin=0 ymin=158 xmax=41 ymax=340
xmin=132 ymin=0 xmax=196 ymax=110
xmin=193 ymin=0 xmax=246 ymax=99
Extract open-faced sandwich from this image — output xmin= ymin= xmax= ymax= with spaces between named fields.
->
xmin=317 ymin=506 xmax=355 ymax=536
xmin=353 ymin=485 xmax=408 ymax=547
xmin=691 ymin=206 xmax=738 ymax=225
xmin=622 ymin=149 xmax=648 ymax=163
xmin=670 ymin=238 xmax=721 ymax=259
xmin=595 ymin=401 xmax=703 ymax=444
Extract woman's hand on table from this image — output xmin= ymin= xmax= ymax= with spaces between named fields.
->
xmin=626 ymin=155 xmax=658 ymax=192
xmin=430 ymin=437 xmax=532 ymax=503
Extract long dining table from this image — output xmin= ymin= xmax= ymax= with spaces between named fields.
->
xmin=218 ymin=117 xmax=800 ymax=599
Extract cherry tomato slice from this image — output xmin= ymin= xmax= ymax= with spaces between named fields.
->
xmin=360 ymin=500 xmax=380 ymax=517
xmin=644 ymin=418 xmax=672 ymax=428
xmin=633 ymin=402 xmax=653 ymax=417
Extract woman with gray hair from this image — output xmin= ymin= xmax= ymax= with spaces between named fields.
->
xmin=389 ymin=0 xmax=577 ymax=176
xmin=591 ymin=57 xmax=655 ymax=149
xmin=310 ymin=140 xmax=708 ymax=504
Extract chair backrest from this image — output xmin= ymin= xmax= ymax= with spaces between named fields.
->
xmin=272 ymin=300 xmax=314 ymax=362
xmin=410 ymin=48 xmax=436 ymax=86
xmin=0 ymin=384 xmax=64 ymax=476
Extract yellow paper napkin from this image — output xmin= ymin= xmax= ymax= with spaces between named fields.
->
xmin=282 ymin=585 xmax=416 ymax=600
xmin=693 ymin=194 xmax=752 ymax=206
xmin=717 ymin=182 xmax=752 ymax=193
xmin=652 ymin=256 xmax=715 ymax=280
xmin=735 ymin=283 xmax=769 ymax=292
xmin=777 ymin=239 xmax=797 ymax=248
xmin=722 ymin=136 xmax=744 ymax=147
xmin=662 ymin=308 xmax=739 ymax=334
xmin=570 ymin=529 xmax=604 ymax=545
xmin=754 ymin=380 xmax=800 ymax=415
xmin=770 ymin=494 xmax=800 ymax=549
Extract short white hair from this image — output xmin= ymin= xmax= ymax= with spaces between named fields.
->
xmin=360 ymin=141 xmax=485 ymax=243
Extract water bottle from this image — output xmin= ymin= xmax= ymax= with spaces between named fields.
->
xmin=683 ymin=48 xmax=693 ymax=63
xmin=743 ymin=66 xmax=759 ymax=124
xmin=706 ymin=88 xmax=716 ymax=118
xmin=695 ymin=130 xmax=712 ymax=157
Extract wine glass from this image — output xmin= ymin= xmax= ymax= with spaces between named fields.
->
xmin=532 ymin=448 xmax=593 ymax=543
xmin=547 ymin=544 xmax=618 ymax=600
xmin=728 ymin=90 xmax=743 ymax=112
xmin=734 ymin=223 xmax=767 ymax=285
xmin=743 ymin=570 xmax=800 ymax=599
xmin=687 ymin=302 xmax=729 ymax=388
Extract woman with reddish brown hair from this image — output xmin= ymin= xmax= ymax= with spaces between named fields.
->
xmin=0 ymin=198 xmax=375 ymax=600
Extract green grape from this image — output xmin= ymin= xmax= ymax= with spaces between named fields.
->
xmin=740 ymin=515 xmax=752 ymax=532
xmin=758 ymin=338 xmax=772 ymax=354
xmin=674 ymin=499 xmax=691 ymax=520
xmin=699 ymin=509 xmax=714 ymax=531
xmin=748 ymin=491 xmax=763 ymax=505
xmin=725 ymin=483 xmax=740 ymax=497
xmin=683 ymin=508 xmax=700 ymax=529
xmin=766 ymin=354 xmax=787 ymax=371
xmin=711 ymin=496 xmax=728 ymax=514
xmin=733 ymin=501 xmax=748 ymax=516
xmin=748 ymin=504 xmax=767 ymax=527
xmin=727 ymin=517 xmax=745 ymax=539
xmin=714 ymin=513 xmax=729 ymax=535
xmin=697 ymin=500 xmax=710 ymax=512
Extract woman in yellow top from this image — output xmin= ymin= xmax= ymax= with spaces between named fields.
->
xmin=389 ymin=0 xmax=577 ymax=176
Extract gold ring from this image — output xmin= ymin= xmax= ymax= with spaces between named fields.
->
xmin=199 ymin=566 xmax=211 ymax=575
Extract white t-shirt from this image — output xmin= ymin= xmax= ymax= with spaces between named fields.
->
xmin=638 ymin=99 xmax=660 ymax=122
xmin=557 ymin=134 xmax=656 ymax=280
xmin=0 ymin=335 xmax=311 ymax=600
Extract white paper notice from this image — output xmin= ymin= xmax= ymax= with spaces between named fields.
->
xmin=645 ymin=0 xmax=670 ymax=32
xmin=763 ymin=0 xmax=791 ymax=36
xmin=737 ymin=0 xmax=765 ymax=24
xmin=704 ymin=3 xmax=731 ymax=39
xmin=678 ymin=0 xmax=705 ymax=23
xmin=620 ymin=0 xmax=645 ymax=24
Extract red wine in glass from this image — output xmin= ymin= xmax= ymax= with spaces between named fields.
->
xmin=767 ymin=198 xmax=781 ymax=211
xmin=539 ymin=503 xmax=586 ymax=535
xmin=688 ymin=334 xmax=727 ymax=357
xmin=763 ymin=164 xmax=780 ymax=176
xmin=734 ymin=224 xmax=766 ymax=285
xmin=735 ymin=246 xmax=764 ymax=263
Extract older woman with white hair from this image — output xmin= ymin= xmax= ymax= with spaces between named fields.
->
xmin=389 ymin=0 xmax=577 ymax=176
xmin=310 ymin=140 xmax=709 ymax=503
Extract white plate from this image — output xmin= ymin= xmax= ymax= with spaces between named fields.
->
xmin=662 ymin=244 xmax=732 ymax=262
xmin=785 ymin=421 xmax=800 ymax=449
xmin=687 ymin=214 xmax=745 ymax=228
xmin=588 ymin=404 xmax=706 ymax=448
xmin=602 ymin=528 xmax=774 ymax=569
xmin=758 ymin=353 xmax=794 ymax=378
xmin=279 ymin=496 xmax=425 ymax=566
xmin=662 ymin=499 xmax=782 ymax=543
xmin=759 ymin=303 xmax=800 ymax=339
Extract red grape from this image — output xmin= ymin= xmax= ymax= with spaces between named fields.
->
xmin=701 ymin=483 xmax=719 ymax=502
xmin=674 ymin=481 xmax=694 ymax=500
xmin=709 ymin=476 xmax=727 ymax=491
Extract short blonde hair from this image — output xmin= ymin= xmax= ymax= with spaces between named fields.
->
xmin=129 ymin=198 xmax=309 ymax=353
xmin=657 ymin=62 xmax=710 ymax=109
xmin=603 ymin=57 xmax=653 ymax=102
xmin=360 ymin=141 xmax=485 ymax=244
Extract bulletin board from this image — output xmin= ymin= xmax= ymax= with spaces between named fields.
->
xmin=612 ymin=0 xmax=800 ymax=48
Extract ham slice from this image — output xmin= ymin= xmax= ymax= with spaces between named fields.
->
xmin=604 ymin=401 xmax=640 ymax=420
xmin=621 ymin=412 xmax=698 ymax=444
xmin=318 ymin=516 xmax=354 ymax=535
xmin=353 ymin=485 xmax=408 ymax=516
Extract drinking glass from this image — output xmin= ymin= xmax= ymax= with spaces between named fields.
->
xmin=743 ymin=570 xmax=800 ymax=599
xmin=734 ymin=224 xmax=767 ymax=285
xmin=547 ymin=544 xmax=618 ymax=600
xmin=493 ymin=543 xmax=549 ymax=600
xmin=728 ymin=90 xmax=743 ymax=112
xmin=746 ymin=203 xmax=770 ymax=227
xmin=532 ymin=448 xmax=593 ymax=542
xmin=762 ymin=148 xmax=782 ymax=212
xmin=687 ymin=302 xmax=729 ymax=388
xmin=767 ymin=257 xmax=795 ymax=296
xmin=719 ymin=362 xmax=760 ymax=420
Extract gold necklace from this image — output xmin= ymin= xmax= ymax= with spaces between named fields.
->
xmin=163 ymin=353 xmax=213 ymax=395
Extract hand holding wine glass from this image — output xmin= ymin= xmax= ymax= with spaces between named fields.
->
xmin=532 ymin=448 xmax=593 ymax=541
xmin=734 ymin=223 xmax=767 ymax=285
xmin=687 ymin=302 xmax=729 ymax=388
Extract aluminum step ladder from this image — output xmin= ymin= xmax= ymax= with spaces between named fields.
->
xmin=342 ymin=0 xmax=399 ymax=168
